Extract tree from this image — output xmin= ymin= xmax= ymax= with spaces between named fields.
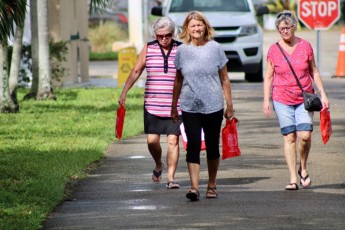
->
xmin=89 ymin=0 xmax=112 ymax=14
xmin=9 ymin=24 xmax=24 ymax=111
xmin=3 ymin=0 xmax=111 ymax=107
xmin=36 ymin=0 xmax=55 ymax=100
xmin=0 ymin=0 xmax=26 ymax=113
xmin=24 ymin=0 xmax=38 ymax=100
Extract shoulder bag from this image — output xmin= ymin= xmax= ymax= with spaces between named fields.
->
xmin=276 ymin=42 xmax=322 ymax=112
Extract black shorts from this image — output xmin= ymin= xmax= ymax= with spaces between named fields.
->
xmin=144 ymin=109 xmax=181 ymax=135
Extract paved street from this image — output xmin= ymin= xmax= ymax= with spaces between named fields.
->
xmin=44 ymin=29 xmax=345 ymax=229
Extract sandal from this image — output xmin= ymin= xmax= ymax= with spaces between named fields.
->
xmin=298 ymin=170 xmax=311 ymax=188
xmin=186 ymin=188 xmax=199 ymax=201
xmin=285 ymin=183 xmax=299 ymax=191
xmin=206 ymin=187 xmax=218 ymax=198
xmin=166 ymin=181 xmax=180 ymax=189
xmin=152 ymin=164 xmax=163 ymax=183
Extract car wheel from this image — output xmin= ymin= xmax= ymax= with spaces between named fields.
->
xmin=245 ymin=59 xmax=263 ymax=82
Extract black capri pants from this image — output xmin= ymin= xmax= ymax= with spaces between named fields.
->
xmin=182 ymin=109 xmax=223 ymax=164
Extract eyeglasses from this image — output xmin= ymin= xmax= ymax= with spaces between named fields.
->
xmin=278 ymin=26 xmax=293 ymax=32
xmin=156 ymin=33 xmax=173 ymax=40
xmin=276 ymin=12 xmax=293 ymax=19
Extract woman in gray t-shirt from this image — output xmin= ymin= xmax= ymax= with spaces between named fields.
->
xmin=171 ymin=11 xmax=234 ymax=201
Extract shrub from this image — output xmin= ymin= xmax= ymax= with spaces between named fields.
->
xmin=89 ymin=22 xmax=128 ymax=53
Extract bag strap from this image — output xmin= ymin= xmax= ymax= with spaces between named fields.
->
xmin=276 ymin=42 xmax=304 ymax=92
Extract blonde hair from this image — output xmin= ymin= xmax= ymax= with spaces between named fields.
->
xmin=179 ymin=11 xmax=214 ymax=44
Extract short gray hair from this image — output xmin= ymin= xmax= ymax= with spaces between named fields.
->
xmin=275 ymin=10 xmax=297 ymax=29
xmin=151 ymin=17 xmax=176 ymax=39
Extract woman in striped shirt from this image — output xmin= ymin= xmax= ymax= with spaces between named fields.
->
xmin=118 ymin=17 xmax=182 ymax=189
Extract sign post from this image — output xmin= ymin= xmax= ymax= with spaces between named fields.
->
xmin=297 ymin=0 xmax=341 ymax=68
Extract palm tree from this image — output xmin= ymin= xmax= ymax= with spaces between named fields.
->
xmin=0 ymin=0 xmax=26 ymax=113
xmin=31 ymin=0 xmax=111 ymax=100
xmin=9 ymin=24 xmax=24 ymax=110
xmin=36 ymin=0 xmax=55 ymax=100
xmin=24 ymin=0 xmax=39 ymax=100
xmin=3 ymin=0 xmax=111 ymax=107
xmin=89 ymin=0 xmax=112 ymax=14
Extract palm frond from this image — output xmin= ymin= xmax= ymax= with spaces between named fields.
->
xmin=89 ymin=0 xmax=111 ymax=15
xmin=0 ymin=0 xmax=27 ymax=45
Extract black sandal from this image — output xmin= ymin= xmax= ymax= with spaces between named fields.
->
xmin=186 ymin=188 xmax=199 ymax=201
xmin=152 ymin=164 xmax=163 ymax=183
xmin=298 ymin=170 xmax=312 ymax=188
xmin=285 ymin=183 xmax=299 ymax=191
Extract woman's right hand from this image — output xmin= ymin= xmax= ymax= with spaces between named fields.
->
xmin=118 ymin=93 xmax=126 ymax=106
xmin=263 ymin=100 xmax=271 ymax=118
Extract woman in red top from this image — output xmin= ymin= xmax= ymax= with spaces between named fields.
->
xmin=263 ymin=10 xmax=329 ymax=191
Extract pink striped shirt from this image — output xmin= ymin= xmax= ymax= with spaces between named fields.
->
xmin=145 ymin=40 xmax=182 ymax=117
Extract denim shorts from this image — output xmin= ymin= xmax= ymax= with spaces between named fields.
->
xmin=273 ymin=101 xmax=313 ymax=135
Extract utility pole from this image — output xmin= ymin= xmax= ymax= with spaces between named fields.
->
xmin=128 ymin=0 xmax=144 ymax=53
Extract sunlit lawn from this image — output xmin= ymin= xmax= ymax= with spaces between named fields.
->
xmin=0 ymin=87 xmax=144 ymax=229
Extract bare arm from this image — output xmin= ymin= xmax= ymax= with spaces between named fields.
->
xmin=118 ymin=45 xmax=147 ymax=105
xmin=263 ymin=59 xmax=274 ymax=117
xmin=308 ymin=57 xmax=330 ymax=109
xmin=171 ymin=70 xmax=183 ymax=122
xmin=219 ymin=65 xmax=234 ymax=120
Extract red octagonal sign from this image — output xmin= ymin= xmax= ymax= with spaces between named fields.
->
xmin=298 ymin=0 xmax=340 ymax=30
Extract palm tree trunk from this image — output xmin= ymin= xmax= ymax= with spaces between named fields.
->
xmin=36 ymin=0 xmax=55 ymax=100
xmin=0 ymin=44 xmax=18 ymax=113
xmin=24 ymin=0 xmax=40 ymax=100
xmin=9 ymin=25 xmax=24 ymax=110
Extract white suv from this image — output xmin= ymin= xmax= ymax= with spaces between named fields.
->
xmin=151 ymin=0 xmax=263 ymax=82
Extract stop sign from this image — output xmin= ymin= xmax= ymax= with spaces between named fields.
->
xmin=298 ymin=0 xmax=341 ymax=30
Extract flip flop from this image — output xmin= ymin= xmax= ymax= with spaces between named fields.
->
xmin=152 ymin=164 xmax=163 ymax=183
xmin=166 ymin=181 xmax=180 ymax=189
xmin=285 ymin=183 xmax=299 ymax=191
xmin=298 ymin=170 xmax=312 ymax=188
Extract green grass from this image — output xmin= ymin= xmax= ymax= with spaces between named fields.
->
xmin=0 ymin=87 xmax=144 ymax=229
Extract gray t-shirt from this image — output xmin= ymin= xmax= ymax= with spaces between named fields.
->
xmin=174 ymin=40 xmax=228 ymax=114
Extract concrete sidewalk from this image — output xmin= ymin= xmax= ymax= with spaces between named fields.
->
xmin=43 ymin=77 xmax=345 ymax=229
xmin=43 ymin=29 xmax=345 ymax=229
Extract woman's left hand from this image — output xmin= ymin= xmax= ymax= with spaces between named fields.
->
xmin=171 ymin=107 xmax=180 ymax=123
xmin=322 ymin=95 xmax=330 ymax=109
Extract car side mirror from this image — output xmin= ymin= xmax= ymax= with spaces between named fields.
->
xmin=151 ymin=6 xmax=163 ymax=16
xmin=256 ymin=6 xmax=270 ymax=16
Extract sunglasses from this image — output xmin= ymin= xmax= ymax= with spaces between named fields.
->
xmin=156 ymin=33 xmax=173 ymax=39
xmin=278 ymin=26 xmax=293 ymax=33
xmin=277 ymin=12 xmax=293 ymax=19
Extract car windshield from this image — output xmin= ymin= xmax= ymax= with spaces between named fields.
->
xmin=169 ymin=0 xmax=250 ymax=12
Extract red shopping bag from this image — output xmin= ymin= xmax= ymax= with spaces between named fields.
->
xmin=222 ymin=117 xmax=241 ymax=159
xmin=115 ymin=104 xmax=126 ymax=139
xmin=320 ymin=108 xmax=332 ymax=145
xmin=180 ymin=123 xmax=206 ymax=151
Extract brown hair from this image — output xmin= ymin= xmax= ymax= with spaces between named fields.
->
xmin=179 ymin=11 xmax=214 ymax=44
